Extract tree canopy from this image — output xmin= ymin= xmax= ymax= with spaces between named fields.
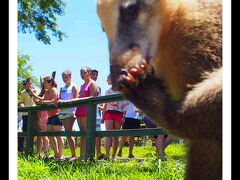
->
xmin=18 ymin=52 xmax=39 ymax=103
xmin=18 ymin=0 xmax=67 ymax=45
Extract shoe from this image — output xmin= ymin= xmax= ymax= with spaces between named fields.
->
xmin=117 ymin=151 xmax=122 ymax=157
xmin=97 ymin=154 xmax=106 ymax=160
xmin=103 ymin=156 xmax=110 ymax=160
xmin=128 ymin=154 xmax=135 ymax=158
xmin=53 ymin=155 xmax=65 ymax=161
xmin=158 ymin=153 xmax=166 ymax=161
xmin=78 ymin=156 xmax=86 ymax=162
xmin=68 ymin=156 xmax=78 ymax=162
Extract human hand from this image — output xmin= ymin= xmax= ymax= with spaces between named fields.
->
xmin=54 ymin=99 xmax=63 ymax=107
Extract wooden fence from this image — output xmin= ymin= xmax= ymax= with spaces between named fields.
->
xmin=18 ymin=94 xmax=167 ymax=160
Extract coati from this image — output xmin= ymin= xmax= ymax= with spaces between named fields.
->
xmin=97 ymin=0 xmax=222 ymax=179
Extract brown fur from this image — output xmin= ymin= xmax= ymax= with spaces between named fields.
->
xmin=97 ymin=0 xmax=222 ymax=179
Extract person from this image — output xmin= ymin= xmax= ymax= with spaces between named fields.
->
xmin=102 ymin=74 xmax=128 ymax=160
xmin=143 ymin=116 xmax=175 ymax=160
xmin=31 ymin=76 xmax=49 ymax=158
xmin=117 ymin=101 xmax=141 ymax=158
xmin=91 ymin=69 xmax=105 ymax=160
xmin=58 ymin=70 xmax=78 ymax=161
xmin=18 ymin=102 xmax=24 ymax=152
xmin=32 ymin=76 xmax=65 ymax=160
xmin=20 ymin=78 xmax=38 ymax=151
xmin=75 ymin=67 xmax=99 ymax=161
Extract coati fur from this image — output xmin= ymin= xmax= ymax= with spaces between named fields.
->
xmin=97 ymin=0 xmax=222 ymax=179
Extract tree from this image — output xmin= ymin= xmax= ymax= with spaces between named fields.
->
xmin=18 ymin=52 xmax=39 ymax=103
xmin=18 ymin=0 xmax=67 ymax=45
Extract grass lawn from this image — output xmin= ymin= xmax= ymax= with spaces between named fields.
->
xmin=18 ymin=140 xmax=187 ymax=180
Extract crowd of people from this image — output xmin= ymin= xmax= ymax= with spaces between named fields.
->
xmin=18 ymin=67 xmax=174 ymax=161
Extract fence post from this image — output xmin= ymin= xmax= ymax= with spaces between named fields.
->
xmin=86 ymin=101 xmax=96 ymax=161
xmin=25 ymin=110 xmax=36 ymax=155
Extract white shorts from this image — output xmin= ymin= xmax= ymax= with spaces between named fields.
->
xmin=96 ymin=119 xmax=101 ymax=131
xmin=59 ymin=113 xmax=75 ymax=120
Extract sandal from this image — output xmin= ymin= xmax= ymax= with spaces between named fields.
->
xmin=128 ymin=154 xmax=135 ymax=158
xmin=97 ymin=154 xmax=106 ymax=160
xmin=117 ymin=151 xmax=122 ymax=157
xmin=68 ymin=156 xmax=78 ymax=162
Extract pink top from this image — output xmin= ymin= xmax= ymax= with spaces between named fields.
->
xmin=75 ymin=79 xmax=94 ymax=117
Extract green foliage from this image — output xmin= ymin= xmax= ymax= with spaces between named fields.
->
xmin=18 ymin=0 xmax=67 ymax=45
xmin=18 ymin=143 xmax=187 ymax=180
xmin=18 ymin=52 xmax=39 ymax=103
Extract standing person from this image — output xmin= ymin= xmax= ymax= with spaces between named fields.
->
xmin=33 ymin=76 xmax=65 ymax=160
xmin=103 ymin=74 xmax=128 ymax=160
xmin=58 ymin=70 xmax=78 ymax=161
xmin=18 ymin=102 xmax=24 ymax=152
xmin=143 ymin=116 xmax=175 ymax=160
xmin=75 ymin=67 xmax=98 ymax=161
xmin=31 ymin=76 xmax=49 ymax=158
xmin=117 ymin=101 xmax=141 ymax=158
xmin=91 ymin=69 xmax=105 ymax=160
xmin=20 ymin=78 xmax=38 ymax=151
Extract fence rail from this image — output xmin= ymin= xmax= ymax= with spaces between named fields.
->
xmin=18 ymin=94 xmax=167 ymax=160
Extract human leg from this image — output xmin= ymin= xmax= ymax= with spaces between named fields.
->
xmin=77 ymin=116 xmax=87 ymax=160
xmin=22 ymin=115 xmax=28 ymax=151
xmin=163 ymin=135 xmax=175 ymax=149
xmin=62 ymin=117 xmax=76 ymax=157
xmin=96 ymin=118 xmax=104 ymax=159
xmin=112 ymin=121 xmax=122 ymax=159
xmin=128 ymin=136 xmax=135 ymax=158
xmin=117 ymin=136 xmax=127 ymax=157
xmin=96 ymin=136 xmax=104 ymax=158
xmin=52 ymin=125 xmax=64 ymax=159
xmin=104 ymin=119 xmax=114 ymax=159
xmin=47 ymin=125 xmax=59 ymax=157
xmin=156 ymin=135 xmax=165 ymax=159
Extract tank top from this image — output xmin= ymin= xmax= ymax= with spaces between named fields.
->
xmin=44 ymin=87 xmax=60 ymax=118
xmin=80 ymin=79 xmax=94 ymax=98
xmin=75 ymin=79 xmax=95 ymax=117
xmin=60 ymin=84 xmax=76 ymax=114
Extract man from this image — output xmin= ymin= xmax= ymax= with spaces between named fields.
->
xmin=20 ymin=78 xmax=38 ymax=151
xmin=91 ymin=69 xmax=105 ymax=159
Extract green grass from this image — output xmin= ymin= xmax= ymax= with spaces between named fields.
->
xmin=18 ymin=141 xmax=187 ymax=180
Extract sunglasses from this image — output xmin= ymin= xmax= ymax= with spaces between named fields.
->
xmin=45 ymin=80 xmax=52 ymax=84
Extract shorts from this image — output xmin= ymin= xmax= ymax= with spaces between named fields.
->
xmin=59 ymin=113 xmax=75 ymax=120
xmin=96 ymin=119 xmax=101 ymax=131
xmin=143 ymin=117 xmax=157 ymax=128
xmin=122 ymin=118 xmax=141 ymax=129
xmin=22 ymin=115 xmax=28 ymax=132
xmin=47 ymin=114 xmax=62 ymax=126
xmin=143 ymin=117 xmax=166 ymax=139
xmin=103 ymin=110 xmax=123 ymax=124
xmin=75 ymin=106 xmax=88 ymax=118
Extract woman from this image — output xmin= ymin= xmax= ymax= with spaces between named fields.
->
xmin=117 ymin=101 xmax=140 ymax=158
xmin=75 ymin=67 xmax=98 ymax=160
xmin=32 ymin=76 xmax=49 ymax=158
xmin=58 ymin=70 xmax=78 ymax=161
xmin=33 ymin=76 xmax=64 ymax=160
xmin=102 ymin=75 xmax=128 ymax=160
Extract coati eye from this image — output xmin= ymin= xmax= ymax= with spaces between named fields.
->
xmin=119 ymin=0 xmax=140 ymax=23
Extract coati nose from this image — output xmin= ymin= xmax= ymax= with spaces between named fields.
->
xmin=129 ymin=43 xmax=140 ymax=50
xmin=120 ymin=0 xmax=140 ymax=23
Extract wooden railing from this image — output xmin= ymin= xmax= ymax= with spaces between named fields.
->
xmin=18 ymin=94 xmax=167 ymax=160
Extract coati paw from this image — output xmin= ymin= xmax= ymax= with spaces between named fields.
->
xmin=117 ymin=60 xmax=155 ymax=90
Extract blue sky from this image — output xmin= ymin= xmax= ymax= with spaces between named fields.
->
xmin=18 ymin=0 xmax=111 ymax=95
xmin=18 ymin=0 xmax=113 ymax=131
